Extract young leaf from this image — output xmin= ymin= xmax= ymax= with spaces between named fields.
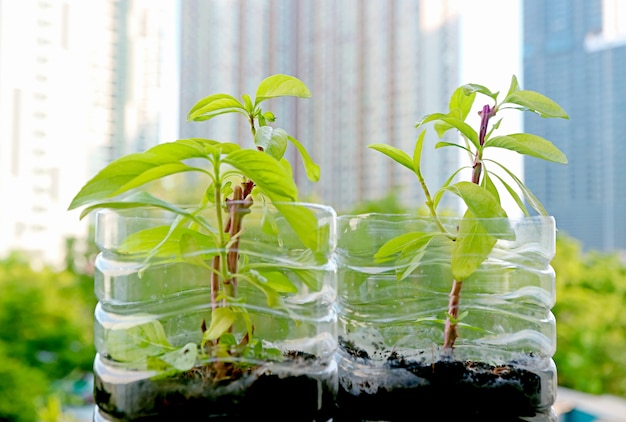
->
xmin=462 ymin=83 xmax=499 ymax=101
xmin=68 ymin=140 xmax=212 ymax=210
xmin=255 ymin=74 xmax=311 ymax=104
xmin=288 ymin=135 xmax=321 ymax=182
xmin=273 ymin=202 xmax=321 ymax=251
xmin=443 ymin=181 xmax=514 ymax=239
xmin=368 ymin=144 xmax=414 ymax=172
xmin=487 ymin=170 xmax=531 ymax=217
xmin=505 ymin=75 xmax=521 ymax=98
xmin=503 ymin=90 xmax=569 ymax=119
xmin=485 ymin=133 xmax=568 ymax=163
xmin=223 ymin=149 xmax=298 ymax=202
xmin=443 ymin=181 xmax=507 ymax=219
xmin=118 ymin=226 xmax=217 ymax=258
xmin=252 ymin=270 xmax=298 ymax=293
xmin=449 ymin=86 xmax=476 ymax=120
xmin=415 ymin=112 xmax=448 ymax=128
xmin=434 ymin=141 xmax=472 ymax=154
xmin=481 ymin=171 xmax=500 ymax=204
xmin=396 ymin=234 xmax=448 ymax=281
xmin=186 ymin=94 xmax=246 ymax=122
xmin=485 ymin=159 xmax=549 ymax=216
xmin=451 ymin=214 xmax=498 ymax=281
xmin=247 ymin=278 xmax=284 ymax=308
xmin=75 ymin=191 xmax=205 ymax=223
xmin=153 ymin=343 xmax=197 ymax=371
xmin=255 ymin=126 xmax=288 ymax=160
xmin=106 ymin=320 xmax=173 ymax=363
xmin=412 ymin=130 xmax=427 ymax=177
xmin=374 ymin=231 xmax=432 ymax=260
xmin=202 ymin=307 xmax=237 ymax=342
xmin=437 ymin=117 xmax=480 ymax=148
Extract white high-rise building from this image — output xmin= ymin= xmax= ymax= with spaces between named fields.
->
xmin=0 ymin=0 xmax=176 ymax=266
xmin=178 ymin=0 xmax=462 ymax=213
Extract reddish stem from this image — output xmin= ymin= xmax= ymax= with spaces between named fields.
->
xmin=443 ymin=103 xmax=495 ymax=353
xmin=443 ymin=279 xmax=463 ymax=350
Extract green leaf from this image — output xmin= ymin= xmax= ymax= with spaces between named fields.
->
xmin=451 ymin=212 xmax=498 ymax=281
xmin=417 ymin=113 xmax=480 ymax=148
xmin=505 ymin=75 xmax=521 ymax=98
xmin=449 ymin=86 xmax=476 ymax=120
xmin=273 ymin=202 xmax=321 ymax=251
xmin=487 ymin=170 xmax=530 ymax=217
xmin=486 ymin=159 xmax=549 ymax=216
xmin=68 ymin=140 xmax=213 ymax=210
xmin=255 ymin=270 xmax=298 ymax=293
xmin=374 ymin=231 xmax=431 ymax=260
xmin=485 ymin=134 xmax=568 ymax=163
xmin=396 ymin=234 xmax=450 ymax=280
xmin=481 ymin=171 xmax=500 ymax=204
xmin=462 ymin=83 xmax=499 ymax=101
xmin=432 ymin=167 xmax=470 ymax=209
xmin=438 ymin=117 xmax=479 ymax=148
xmin=118 ymin=225 xmax=217 ymax=258
xmin=433 ymin=121 xmax=454 ymax=137
xmin=202 ymin=307 xmax=237 ymax=342
xmin=186 ymin=93 xmax=246 ymax=122
xmin=255 ymin=126 xmax=288 ymax=160
xmin=255 ymin=74 xmax=311 ymax=104
xmin=444 ymin=181 xmax=507 ymax=219
xmin=290 ymin=268 xmax=320 ymax=290
xmin=242 ymin=94 xmax=254 ymax=113
xmin=106 ymin=319 xmax=173 ymax=363
xmin=287 ymin=135 xmax=321 ymax=182
xmin=223 ymin=149 xmax=298 ymax=202
xmin=76 ymin=191 xmax=204 ymax=222
xmin=504 ymin=90 xmax=569 ymax=119
xmin=434 ymin=141 xmax=472 ymax=154
xmin=151 ymin=343 xmax=197 ymax=372
xmin=443 ymin=181 xmax=514 ymax=239
xmin=416 ymin=112 xmax=450 ymax=130
xmin=368 ymin=144 xmax=414 ymax=172
xmin=412 ymin=130 xmax=427 ymax=177
xmin=247 ymin=270 xmax=294 ymax=308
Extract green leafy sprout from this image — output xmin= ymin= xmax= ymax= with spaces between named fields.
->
xmin=369 ymin=75 xmax=569 ymax=352
xmin=68 ymin=74 xmax=320 ymax=374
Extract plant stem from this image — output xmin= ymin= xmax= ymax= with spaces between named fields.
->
xmin=443 ymin=103 xmax=495 ymax=353
xmin=443 ymin=279 xmax=462 ymax=351
xmin=225 ymin=185 xmax=252 ymax=297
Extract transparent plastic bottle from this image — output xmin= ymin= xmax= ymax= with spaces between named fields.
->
xmin=335 ymin=214 xmax=558 ymax=421
xmin=92 ymin=203 xmax=337 ymax=421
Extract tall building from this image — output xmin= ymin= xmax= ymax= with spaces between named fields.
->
xmin=178 ymin=0 xmax=462 ymax=213
xmin=523 ymin=0 xmax=626 ymax=251
xmin=0 ymin=0 xmax=176 ymax=266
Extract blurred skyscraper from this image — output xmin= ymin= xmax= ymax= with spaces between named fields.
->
xmin=523 ymin=0 xmax=626 ymax=251
xmin=178 ymin=0 xmax=462 ymax=213
xmin=0 ymin=0 xmax=174 ymax=265
xmin=0 ymin=0 xmax=473 ymax=266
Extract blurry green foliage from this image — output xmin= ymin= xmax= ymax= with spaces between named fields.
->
xmin=0 ymin=250 xmax=95 ymax=421
xmin=552 ymin=232 xmax=626 ymax=397
xmin=344 ymin=189 xmax=409 ymax=215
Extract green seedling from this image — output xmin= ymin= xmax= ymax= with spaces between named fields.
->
xmin=369 ymin=75 xmax=568 ymax=352
xmin=69 ymin=74 xmax=320 ymax=372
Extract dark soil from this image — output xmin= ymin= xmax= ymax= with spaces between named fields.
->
xmin=335 ymin=340 xmax=551 ymax=422
xmin=95 ymin=352 xmax=335 ymax=421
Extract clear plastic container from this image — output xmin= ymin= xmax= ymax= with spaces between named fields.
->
xmin=335 ymin=214 xmax=558 ymax=421
xmin=92 ymin=203 xmax=337 ymax=421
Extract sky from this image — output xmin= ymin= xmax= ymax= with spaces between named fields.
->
xmin=459 ymin=0 xmax=523 ymax=215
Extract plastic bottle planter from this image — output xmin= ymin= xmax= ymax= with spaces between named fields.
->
xmin=92 ymin=203 xmax=337 ymax=421
xmin=335 ymin=214 xmax=558 ymax=421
